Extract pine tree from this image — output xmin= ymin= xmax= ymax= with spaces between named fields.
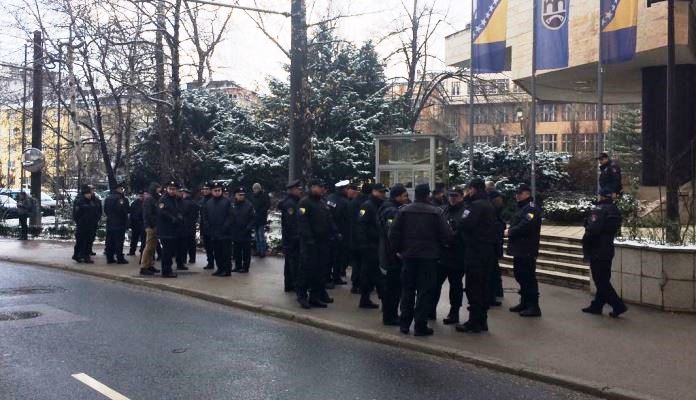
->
xmin=607 ymin=106 xmax=642 ymax=178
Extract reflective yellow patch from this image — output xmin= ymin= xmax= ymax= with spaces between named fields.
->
xmin=360 ymin=209 xmax=366 ymax=216
xmin=526 ymin=213 xmax=534 ymax=220
xmin=299 ymin=208 xmax=306 ymax=215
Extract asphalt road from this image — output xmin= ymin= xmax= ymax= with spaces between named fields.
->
xmin=0 ymin=263 xmax=597 ymax=400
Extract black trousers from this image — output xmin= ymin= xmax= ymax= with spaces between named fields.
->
xmin=513 ymin=257 xmax=539 ymax=307
xmin=87 ymin=224 xmax=98 ymax=254
xmin=129 ymin=226 xmax=145 ymax=255
xmin=432 ymin=263 xmax=465 ymax=315
xmin=360 ymin=249 xmax=382 ymax=297
xmin=488 ymin=258 xmax=504 ymax=300
xmin=400 ymin=258 xmax=437 ymax=330
xmin=202 ymin=234 xmax=214 ymax=266
xmin=382 ymin=266 xmax=401 ymax=323
xmin=327 ymin=239 xmax=347 ymax=282
xmin=105 ymin=228 xmax=126 ymax=260
xmin=298 ymin=240 xmax=329 ymax=299
xmin=160 ymin=238 xmax=177 ymax=274
xmin=185 ymin=235 xmax=196 ymax=262
xmin=175 ymin=236 xmax=187 ymax=267
xmin=284 ymin=242 xmax=300 ymax=290
xmin=74 ymin=224 xmax=91 ymax=260
xmin=233 ymin=240 xmax=252 ymax=271
xmin=465 ymin=267 xmax=490 ymax=324
xmin=18 ymin=216 xmax=28 ymax=239
xmin=590 ymin=259 xmax=625 ymax=309
xmin=211 ymin=239 xmax=232 ymax=273
xmin=350 ymin=248 xmax=362 ymax=289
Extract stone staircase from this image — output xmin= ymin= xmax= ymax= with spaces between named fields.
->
xmin=501 ymin=235 xmax=590 ymax=290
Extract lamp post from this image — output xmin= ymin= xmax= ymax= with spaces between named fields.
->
xmin=516 ymin=108 xmax=526 ymax=145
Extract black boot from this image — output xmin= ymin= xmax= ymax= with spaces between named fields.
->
xmin=297 ymin=297 xmax=311 ymax=309
xmin=455 ymin=320 xmax=483 ymax=334
xmin=443 ymin=307 xmax=460 ymax=325
xmin=582 ymin=305 xmax=603 ymax=315
xmin=519 ymin=305 xmax=542 ymax=317
xmin=359 ymin=295 xmax=379 ymax=309
xmin=509 ymin=302 xmax=526 ymax=313
xmin=609 ymin=303 xmax=628 ymax=318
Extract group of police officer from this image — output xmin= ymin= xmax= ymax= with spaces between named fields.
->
xmin=278 ymin=152 xmax=627 ymax=335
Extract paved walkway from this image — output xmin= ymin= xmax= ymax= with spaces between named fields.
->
xmin=0 ymin=238 xmax=694 ymax=400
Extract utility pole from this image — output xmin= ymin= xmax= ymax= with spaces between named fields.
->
xmin=289 ymin=0 xmax=309 ymax=183
xmin=665 ymin=0 xmax=679 ymax=243
xmin=30 ymin=30 xmax=43 ymax=227
xmin=20 ymin=43 xmax=28 ymax=188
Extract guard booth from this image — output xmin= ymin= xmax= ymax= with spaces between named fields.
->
xmin=374 ymin=134 xmax=451 ymax=193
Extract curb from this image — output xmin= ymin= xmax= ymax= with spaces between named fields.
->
xmin=0 ymin=256 xmax=663 ymax=400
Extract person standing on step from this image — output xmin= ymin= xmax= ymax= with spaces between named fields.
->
xmin=326 ymin=180 xmax=351 ymax=288
xmin=250 ymin=183 xmax=271 ymax=258
xmin=278 ymin=179 xmax=303 ymax=292
xmin=389 ymin=183 xmax=452 ymax=336
xmin=202 ymin=182 xmax=234 ymax=277
xmin=455 ymin=179 xmax=498 ymax=334
xmin=378 ymin=184 xmax=409 ymax=326
xmin=231 ymin=187 xmax=255 ymax=273
xmin=432 ymin=186 xmax=467 ymax=326
xmin=505 ymin=183 xmax=543 ymax=317
xmin=157 ymin=181 xmax=183 ymax=278
xmin=296 ymin=180 xmax=336 ymax=309
xmin=582 ymin=188 xmax=628 ymax=318
xmin=17 ymin=191 xmax=35 ymax=240
xmin=104 ymin=182 xmax=130 ymax=264
xmin=128 ymin=190 xmax=145 ymax=256
xmin=349 ymin=183 xmax=370 ymax=294
xmin=179 ymin=188 xmax=199 ymax=266
xmin=72 ymin=184 xmax=100 ymax=264
xmin=356 ymin=183 xmax=388 ymax=309
xmin=598 ymin=152 xmax=623 ymax=198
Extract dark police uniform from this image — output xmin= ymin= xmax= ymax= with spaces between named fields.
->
xmin=297 ymin=192 xmax=336 ymax=307
xmin=157 ymin=188 xmax=183 ymax=277
xmin=327 ymin=189 xmax=350 ymax=285
xmin=72 ymin=190 xmax=101 ymax=263
xmin=278 ymin=186 xmax=301 ymax=292
xmin=432 ymin=198 xmax=467 ymax=325
xmin=349 ymin=191 xmax=368 ymax=292
xmin=488 ymin=189 xmax=506 ymax=304
xmin=104 ymin=189 xmax=130 ymax=263
xmin=507 ymin=196 xmax=543 ymax=316
xmin=87 ymin=194 xmax=102 ymax=256
xmin=582 ymin=197 xmax=627 ymax=315
xmin=199 ymin=190 xmax=214 ymax=269
xmin=128 ymin=196 xmax=145 ymax=256
xmin=231 ymin=192 xmax=255 ymax=272
xmin=177 ymin=193 xmax=200 ymax=266
xmin=599 ymin=160 xmax=623 ymax=196
xmin=456 ymin=192 xmax=498 ymax=333
xmin=201 ymin=192 xmax=233 ymax=275
xmin=357 ymin=193 xmax=385 ymax=308
xmin=377 ymin=199 xmax=402 ymax=325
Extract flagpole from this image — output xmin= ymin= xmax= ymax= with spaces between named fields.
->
xmin=530 ymin=0 xmax=538 ymax=200
xmin=468 ymin=0 xmax=475 ymax=176
xmin=597 ymin=1 xmax=605 ymax=193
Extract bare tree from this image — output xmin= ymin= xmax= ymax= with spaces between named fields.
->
xmin=182 ymin=1 xmax=234 ymax=86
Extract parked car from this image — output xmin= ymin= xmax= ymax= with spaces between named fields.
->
xmin=0 ymin=189 xmax=57 ymax=216
xmin=0 ymin=194 xmax=19 ymax=219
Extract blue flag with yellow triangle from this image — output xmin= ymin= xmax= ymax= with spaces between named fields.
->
xmin=601 ymin=0 xmax=639 ymax=64
xmin=472 ymin=0 xmax=509 ymax=73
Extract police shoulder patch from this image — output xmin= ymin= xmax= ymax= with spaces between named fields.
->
xmin=159 ymin=203 xmax=165 ymax=209
xmin=327 ymin=201 xmax=336 ymax=208
xmin=299 ymin=207 xmax=306 ymax=215
xmin=526 ymin=212 xmax=535 ymax=221
xmin=360 ymin=209 xmax=366 ymax=217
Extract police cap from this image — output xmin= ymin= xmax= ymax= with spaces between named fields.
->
xmin=286 ymin=179 xmax=302 ymax=189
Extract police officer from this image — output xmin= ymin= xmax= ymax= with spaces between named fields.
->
xmin=389 ymin=183 xmax=453 ymax=336
xmin=17 ymin=191 xmax=34 ymax=240
xmin=429 ymin=183 xmax=447 ymax=207
xmin=326 ymin=180 xmax=351 ymax=288
xmin=432 ymin=186 xmax=467 ymax=325
xmin=140 ymin=183 xmax=162 ymax=276
xmin=297 ymin=180 xmax=336 ymax=309
xmin=582 ymin=188 xmax=628 ymax=318
xmin=87 ymin=186 xmax=102 ymax=257
xmin=128 ymin=190 xmax=145 ymax=256
xmin=455 ymin=179 xmax=498 ymax=333
xmin=231 ymin=187 xmax=255 ymax=273
xmin=72 ymin=184 xmax=100 ymax=264
xmin=486 ymin=181 xmax=505 ymax=306
xmin=349 ymin=183 xmax=370 ymax=294
xmin=598 ymin=152 xmax=623 ymax=197
xmin=178 ymin=188 xmax=199 ymax=266
xmin=157 ymin=181 xmax=183 ymax=278
xmin=505 ymin=183 xmax=543 ymax=317
xmin=104 ymin=182 xmax=130 ymax=264
xmin=378 ymin=184 xmax=409 ymax=326
xmin=356 ymin=183 xmax=388 ymax=309
xmin=278 ymin=179 xmax=303 ymax=292
xmin=201 ymin=182 xmax=233 ymax=277
xmin=198 ymin=183 xmax=215 ymax=269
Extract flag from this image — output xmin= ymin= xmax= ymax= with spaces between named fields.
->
xmin=535 ymin=0 xmax=570 ymax=70
xmin=472 ymin=0 xmax=509 ymax=73
xmin=601 ymin=0 xmax=639 ymax=64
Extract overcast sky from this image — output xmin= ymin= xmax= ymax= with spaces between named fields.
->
xmin=0 ymin=0 xmax=471 ymax=93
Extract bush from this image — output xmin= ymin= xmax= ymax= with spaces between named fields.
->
xmin=543 ymin=192 xmax=595 ymax=224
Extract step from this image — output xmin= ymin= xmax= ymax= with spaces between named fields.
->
xmin=502 ymin=255 xmax=590 ymax=277
xmin=538 ymin=240 xmax=584 ymax=255
xmin=500 ymin=262 xmax=590 ymax=290
xmin=539 ymin=234 xmax=583 ymax=246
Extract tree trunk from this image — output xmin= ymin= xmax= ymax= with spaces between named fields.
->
xmin=289 ymin=0 xmax=310 ymax=183
xmin=155 ymin=0 xmax=171 ymax=182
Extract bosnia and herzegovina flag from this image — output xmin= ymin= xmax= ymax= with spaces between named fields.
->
xmin=535 ymin=0 xmax=570 ymax=70
xmin=472 ymin=0 xmax=508 ymax=73
xmin=601 ymin=0 xmax=639 ymax=64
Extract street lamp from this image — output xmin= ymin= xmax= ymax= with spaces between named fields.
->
xmin=516 ymin=107 xmax=526 ymax=146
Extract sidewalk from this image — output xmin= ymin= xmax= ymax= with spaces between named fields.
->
xmin=1 ymin=238 xmax=694 ymax=400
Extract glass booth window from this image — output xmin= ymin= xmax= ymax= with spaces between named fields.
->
xmin=379 ymin=138 xmax=431 ymax=165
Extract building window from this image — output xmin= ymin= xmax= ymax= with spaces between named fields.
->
xmin=473 ymin=105 xmax=509 ymax=124
xmin=450 ymin=81 xmax=461 ymax=96
xmin=538 ymin=104 xmax=557 ymax=122
xmin=474 ymin=135 xmax=492 ymax=144
xmin=539 ymin=134 xmax=557 ymax=152
xmin=474 ymin=79 xmax=509 ymax=96
xmin=561 ymin=133 xmax=597 ymax=154
xmin=562 ymin=104 xmax=611 ymax=121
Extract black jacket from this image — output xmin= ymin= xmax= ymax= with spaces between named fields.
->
xmin=349 ymin=193 xmax=367 ymax=249
xmin=73 ymin=195 xmax=101 ymax=227
xmin=582 ymin=200 xmax=622 ymax=261
xmin=201 ymin=196 xmax=233 ymax=240
xmin=378 ymin=200 xmax=402 ymax=270
xmin=90 ymin=197 xmax=102 ymax=227
xmin=458 ymin=194 xmax=499 ymax=268
xmin=298 ymin=194 xmax=336 ymax=245
xmin=599 ymin=161 xmax=623 ymax=195
xmin=278 ymin=194 xmax=300 ymax=248
xmin=198 ymin=195 xmax=211 ymax=235
xmin=181 ymin=198 xmax=200 ymax=236
xmin=356 ymin=195 xmax=384 ymax=249
xmin=250 ymin=191 xmax=271 ymax=225
xmin=17 ymin=195 xmax=35 ymax=218
xmin=507 ymin=198 xmax=542 ymax=258
xmin=129 ymin=198 xmax=144 ymax=230
xmin=231 ymin=199 xmax=255 ymax=242
xmin=156 ymin=193 xmax=183 ymax=239
xmin=104 ymin=192 xmax=130 ymax=230
xmin=327 ymin=192 xmax=351 ymax=244
xmin=489 ymin=190 xmax=506 ymax=257
xmin=440 ymin=201 xmax=467 ymax=270
xmin=143 ymin=184 xmax=161 ymax=229
xmin=389 ymin=200 xmax=453 ymax=260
